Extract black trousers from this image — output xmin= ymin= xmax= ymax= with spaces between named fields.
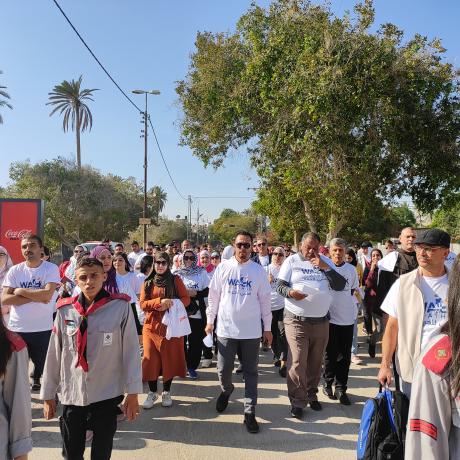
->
xmin=323 ymin=323 xmax=354 ymax=392
xmin=18 ymin=330 xmax=52 ymax=379
xmin=60 ymin=396 xmax=123 ymax=460
xmin=271 ymin=308 xmax=287 ymax=361
xmin=185 ymin=317 xmax=206 ymax=370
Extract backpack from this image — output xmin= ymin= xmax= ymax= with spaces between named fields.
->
xmin=357 ymin=386 xmax=409 ymax=460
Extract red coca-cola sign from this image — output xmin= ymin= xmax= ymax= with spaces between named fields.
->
xmin=0 ymin=199 xmax=44 ymax=264
xmin=4 ymin=229 xmax=33 ymax=240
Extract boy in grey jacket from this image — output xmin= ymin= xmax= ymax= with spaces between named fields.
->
xmin=40 ymin=257 xmax=142 ymax=460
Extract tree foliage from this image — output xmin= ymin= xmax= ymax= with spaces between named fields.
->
xmin=209 ymin=209 xmax=258 ymax=244
xmin=4 ymin=158 xmax=143 ymax=250
xmin=177 ymin=0 xmax=460 ymax=240
xmin=47 ymin=76 xmax=98 ymax=169
xmin=432 ymin=198 xmax=460 ymax=241
xmin=147 ymin=185 xmax=167 ymax=223
xmin=0 ymin=70 xmax=12 ymax=124
xmin=129 ymin=216 xmax=187 ymax=246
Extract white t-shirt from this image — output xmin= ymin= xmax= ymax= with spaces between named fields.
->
xmin=115 ymin=271 xmax=138 ymax=303
xmin=381 ymin=274 xmax=448 ymax=351
xmin=128 ymin=250 xmax=143 ymax=271
xmin=134 ymin=252 xmax=148 ymax=272
xmin=277 ymin=253 xmax=332 ymax=317
xmin=3 ymin=261 xmax=60 ymax=332
xmin=177 ymin=270 xmax=210 ymax=320
xmin=445 ymin=252 xmax=457 ymax=271
xmin=207 ymin=258 xmax=272 ymax=339
xmin=258 ymin=254 xmax=270 ymax=267
xmin=135 ymin=273 xmax=146 ymax=323
xmin=266 ymin=264 xmax=284 ymax=311
xmin=328 ymin=262 xmax=359 ymax=326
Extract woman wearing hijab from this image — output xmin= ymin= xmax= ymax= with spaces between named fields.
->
xmin=199 ymin=250 xmax=215 ymax=278
xmin=266 ymin=246 xmax=288 ymax=377
xmin=89 ymin=245 xmax=118 ymax=294
xmin=0 ymin=317 xmax=32 ymax=459
xmin=176 ymin=250 xmax=210 ymax=379
xmin=140 ymin=252 xmax=190 ymax=409
xmin=0 ymin=246 xmax=14 ymax=324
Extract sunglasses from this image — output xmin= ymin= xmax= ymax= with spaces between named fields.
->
xmin=211 ymin=256 xmax=220 ymax=259
xmin=235 ymin=242 xmax=251 ymax=249
xmin=257 ymin=242 xmax=267 ymax=247
xmin=183 ymin=256 xmax=195 ymax=261
xmin=74 ymin=249 xmax=84 ymax=253
xmin=155 ymin=260 xmax=168 ymax=266
xmin=273 ymin=252 xmax=284 ymax=256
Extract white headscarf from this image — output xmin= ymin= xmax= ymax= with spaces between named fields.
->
xmin=0 ymin=245 xmax=14 ymax=293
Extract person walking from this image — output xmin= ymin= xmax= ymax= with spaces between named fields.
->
xmin=176 ymin=250 xmax=210 ymax=379
xmin=276 ymin=232 xmax=346 ymax=418
xmin=140 ymin=252 xmax=190 ymax=409
xmin=2 ymin=234 xmax=60 ymax=391
xmin=266 ymin=246 xmax=288 ymax=377
xmin=206 ymin=231 xmax=272 ymax=433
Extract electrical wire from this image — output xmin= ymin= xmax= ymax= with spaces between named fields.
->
xmin=51 ymin=0 xmax=142 ymax=113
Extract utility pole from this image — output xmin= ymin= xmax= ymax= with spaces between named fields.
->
xmin=187 ymin=195 xmax=192 ymax=241
xmin=132 ymin=89 xmax=160 ymax=250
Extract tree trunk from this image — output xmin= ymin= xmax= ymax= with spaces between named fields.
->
xmin=326 ymin=213 xmax=344 ymax=244
xmin=293 ymin=229 xmax=298 ymax=248
xmin=76 ymin=105 xmax=81 ymax=169
xmin=301 ymin=198 xmax=317 ymax=233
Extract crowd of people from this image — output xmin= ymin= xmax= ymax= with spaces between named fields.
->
xmin=0 ymin=228 xmax=458 ymax=459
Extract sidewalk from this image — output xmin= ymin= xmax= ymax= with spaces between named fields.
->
xmin=31 ymin=339 xmax=379 ymax=459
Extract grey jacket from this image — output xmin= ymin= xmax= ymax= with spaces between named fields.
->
xmin=0 ymin=333 xmax=32 ymax=460
xmin=40 ymin=294 xmax=143 ymax=406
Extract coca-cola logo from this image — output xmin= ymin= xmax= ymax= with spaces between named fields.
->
xmin=4 ymin=229 xmax=32 ymax=240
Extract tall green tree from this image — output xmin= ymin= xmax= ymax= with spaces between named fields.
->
xmin=148 ymin=185 xmax=167 ymax=223
xmin=4 ymin=158 xmax=143 ymax=250
xmin=432 ymin=198 xmax=460 ymax=241
xmin=209 ymin=209 xmax=258 ymax=244
xmin=177 ymin=0 xmax=460 ymax=240
xmin=0 ymin=71 xmax=12 ymax=124
xmin=47 ymin=76 xmax=98 ymax=169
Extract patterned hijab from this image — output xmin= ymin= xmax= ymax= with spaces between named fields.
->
xmin=144 ymin=251 xmax=176 ymax=298
xmin=90 ymin=245 xmax=119 ymax=294
xmin=177 ymin=250 xmax=205 ymax=277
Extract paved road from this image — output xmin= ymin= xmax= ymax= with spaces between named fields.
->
xmin=31 ymin=333 xmax=379 ymax=460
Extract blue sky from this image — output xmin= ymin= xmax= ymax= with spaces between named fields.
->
xmin=1 ymin=0 xmax=459 ymax=223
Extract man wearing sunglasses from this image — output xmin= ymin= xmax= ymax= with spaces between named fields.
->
xmin=206 ymin=231 xmax=272 ymax=433
xmin=251 ymin=236 xmax=272 ymax=268
xmin=378 ymin=228 xmax=451 ymax=397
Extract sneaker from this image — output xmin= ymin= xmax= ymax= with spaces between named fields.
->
xmin=235 ymin=364 xmax=243 ymax=374
xmin=142 ymin=391 xmax=159 ymax=410
xmin=351 ymin=354 xmax=363 ymax=365
xmin=335 ymin=390 xmax=351 ymax=406
xmin=290 ymin=405 xmax=303 ymax=418
xmin=161 ymin=391 xmax=173 ymax=407
xmin=187 ymin=369 xmax=198 ymax=379
xmin=201 ymin=358 xmax=212 ymax=368
xmin=244 ymin=413 xmax=259 ymax=433
xmin=216 ymin=387 xmax=233 ymax=413
xmin=368 ymin=343 xmax=376 ymax=358
xmin=309 ymin=400 xmax=322 ymax=411
xmin=31 ymin=379 xmax=41 ymax=392
xmin=322 ymin=386 xmax=337 ymax=400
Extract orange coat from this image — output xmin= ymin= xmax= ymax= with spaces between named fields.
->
xmin=140 ymin=275 xmax=190 ymax=382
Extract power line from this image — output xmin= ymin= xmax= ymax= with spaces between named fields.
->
xmin=51 ymin=0 xmax=188 ymax=200
xmin=193 ymin=196 xmax=253 ymax=199
xmin=148 ymin=118 xmax=187 ymax=200
xmin=51 ymin=0 xmax=142 ymax=113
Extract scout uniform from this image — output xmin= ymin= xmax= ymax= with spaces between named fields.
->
xmin=405 ymin=334 xmax=460 ymax=459
xmin=41 ymin=290 xmax=142 ymax=460
xmin=0 ymin=331 xmax=32 ymax=460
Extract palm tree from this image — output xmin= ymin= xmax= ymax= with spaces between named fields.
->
xmin=149 ymin=186 xmax=167 ymax=222
xmin=0 ymin=71 xmax=13 ymax=124
xmin=47 ymin=75 xmax=98 ymax=168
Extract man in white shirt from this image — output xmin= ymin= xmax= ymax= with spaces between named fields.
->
xmin=206 ymin=231 xmax=272 ymax=433
xmin=133 ymin=241 xmax=155 ymax=272
xmin=127 ymin=241 xmax=143 ymax=270
xmin=2 ymin=234 xmax=60 ymax=391
xmin=251 ymin=236 xmax=271 ymax=267
xmin=377 ymin=228 xmax=451 ymax=397
xmin=322 ymin=238 xmax=359 ymax=405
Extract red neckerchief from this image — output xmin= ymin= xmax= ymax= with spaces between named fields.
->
xmin=73 ymin=290 xmax=111 ymax=372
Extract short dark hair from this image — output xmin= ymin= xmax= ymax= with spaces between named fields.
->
xmin=76 ymin=257 xmax=103 ymax=271
xmin=131 ymin=241 xmax=139 ymax=246
xmin=22 ymin=233 xmax=43 ymax=247
xmin=43 ymin=246 xmax=51 ymax=257
xmin=234 ymin=230 xmax=253 ymax=242
xmin=147 ymin=241 xmax=155 ymax=247
xmin=386 ymin=239 xmax=394 ymax=246
xmin=115 ymin=243 xmax=124 ymax=249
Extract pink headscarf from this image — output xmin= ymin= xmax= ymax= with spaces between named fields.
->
xmin=89 ymin=245 xmax=119 ymax=294
xmin=198 ymin=250 xmax=214 ymax=273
